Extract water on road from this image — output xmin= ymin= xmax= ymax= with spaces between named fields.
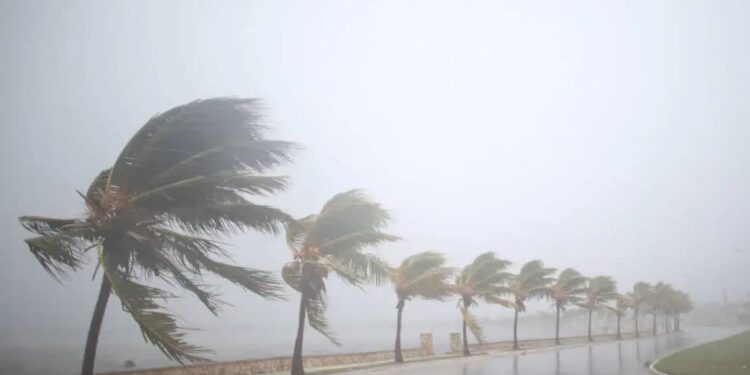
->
xmin=354 ymin=327 xmax=739 ymax=375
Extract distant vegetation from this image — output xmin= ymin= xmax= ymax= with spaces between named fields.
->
xmin=17 ymin=97 xmax=694 ymax=375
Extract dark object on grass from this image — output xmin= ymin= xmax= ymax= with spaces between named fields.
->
xmin=124 ymin=360 xmax=136 ymax=368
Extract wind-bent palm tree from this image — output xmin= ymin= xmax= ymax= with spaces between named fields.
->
xmin=608 ymin=295 xmax=630 ymax=340
xmin=652 ymin=282 xmax=677 ymax=333
xmin=391 ymin=252 xmax=454 ymax=363
xmin=283 ymin=190 xmax=399 ymax=375
xmin=671 ymin=290 xmax=693 ymax=332
xmin=549 ymin=268 xmax=587 ymax=344
xmin=580 ymin=276 xmax=617 ymax=342
xmin=453 ymin=252 xmax=512 ymax=356
xmin=18 ymin=98 xmax=295 ymax=375
xmin=626 ymin=282 xmax=652 ymax=337
xmin=501 ymin=260 xmax=556 ymax=350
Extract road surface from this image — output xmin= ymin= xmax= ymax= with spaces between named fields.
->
xmin=350 ymin=327 xmax=739 ymax=375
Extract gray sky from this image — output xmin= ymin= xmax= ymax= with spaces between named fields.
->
xmin=2 ymin=0 xmax=750 ymax=373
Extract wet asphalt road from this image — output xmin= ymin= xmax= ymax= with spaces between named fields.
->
xmin=352 ymin=327 xmax=739 ymax=375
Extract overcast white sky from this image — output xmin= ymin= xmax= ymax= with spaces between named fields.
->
xmin=2 ymin=0 xmax=750 ymax=373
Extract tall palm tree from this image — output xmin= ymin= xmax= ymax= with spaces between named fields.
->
xmin=671 ymin=290 xmax=693 ymax=332
xmin=626 ymin=282 xmax=652 ymax=337
xmin=501 ymin=260 xmax=556 ymax=350
xmin=549 ymin=268 xmax=587 ymax=344
xmin=652 ymin=282 xmax=677 ymax=333
xmin=391 ymin=252 xmax=454 ymax=363
xmin=453 ymin=252 xmax=512 ymax=356
xmin=18 ymin=98 xmax=295 ymax=375
xmin=282 ymin=190 xmax=399 ymax=375
xmin=580 ymin=276 xmax=617 ymax=342
xmin=608 ymin=295 xmax=630 ymax=340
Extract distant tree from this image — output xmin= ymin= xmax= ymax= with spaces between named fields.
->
xmin=580 ymin=276 xmax=618 ymax=342
xmin=671 ymin=290 xmax=693 ymax=332
xmin=549 ymin=268 xmax=587 ymax=344
xmin=391 ymin=252 xmax=455 ymax=362
xmin=453 ymin=252 xmax=512 ymax=356
xmin=607 ymin=295 xmax=630 ymax=340
xmin=283 ymin=190 xmax=399 ymax=375
xmin=18 ymin=98 xmax=295 ymax=375
xmin=497 ymin=260 xmax=556 ymax=350
xmin=625 ymin=282 xmax=653 ymax=337
xmin=652 ymin=282 xmax=678 ymax=333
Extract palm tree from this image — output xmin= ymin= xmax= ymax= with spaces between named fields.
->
xmin=549 ymin=268 xmax=587 ymax=344
xmin=18 ymin=98 xmax=295 ymax=375
xmin=652 ymin=282 xmax=677 ymax=333
xmin=626 ymin=282 xmax=652 ymax=337
xmin=391 ymin=252 xmax=454 ymax=363
xmin=453 ymin=252 xmax=512 ymax=356
xmin=671 ymin=290 xmax=693 ymax=332
xmin=580 ymin=276 xmax=617 ymax=342
xmin=608 ymin=295 xmax=630 ymax=340
xmin=501 ymin=260 xmax=556 ymax=350
xmin=282 ymin=190 xmax=399 ymax=375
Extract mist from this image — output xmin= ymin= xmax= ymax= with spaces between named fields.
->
xmin=2 ymin=1 xmax=750 ymax=374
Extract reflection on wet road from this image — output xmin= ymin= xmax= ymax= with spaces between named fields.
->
xmin=355 ymin=327 xmax=738 ymax=375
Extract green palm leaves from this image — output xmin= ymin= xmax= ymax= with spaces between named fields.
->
xmin=19 ymin=98 xmax=295 ymax=372
xmin=283 ymin=190 xmax=398 ymax=374
xmin=393 ymin=251 xmax=454 ymax=302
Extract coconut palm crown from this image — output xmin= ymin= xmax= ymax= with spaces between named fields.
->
xmin=283 ymin=190 xmax=399 ymax=375
xmin=453 ymin=252 xmax=512 ymax=356
xmin=18 ymin=98 xmax=295 ymax=374
xmin=391 ymin=251 xmax=455 ymax=362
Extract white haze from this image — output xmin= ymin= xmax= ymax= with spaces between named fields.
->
xmin=1 ymin=0 xmax=750 ymax=374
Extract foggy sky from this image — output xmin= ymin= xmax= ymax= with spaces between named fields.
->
xmin=2 ymin=0 xmax=750 ymax=372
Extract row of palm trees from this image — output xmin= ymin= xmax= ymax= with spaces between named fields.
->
xmin=17 ymin=98 xmax=692 ymax=375
xmin=392 ymin=252 xmax=693 ymax=361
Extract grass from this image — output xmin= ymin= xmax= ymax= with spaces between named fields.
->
xmin=654 ymin=330 xmax=750 ymax=375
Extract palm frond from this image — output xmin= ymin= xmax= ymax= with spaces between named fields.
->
xmin=285 ymin=215 xmax=317 ymax=252
xmin=327 ymin=252 xmax=391 ymax=286
xmin=166 ymin=202 xmax=292 ymax=236
xmin=23 ymin=234 xmax=87 ymax=281
xmin=107 ymin=98 xmax=294 ymax=196
xmin=98 ymin=247 xmax=210 ymax=364
xmin=399 ymin=267 xmax=455 ymax=300
xmin=321 ymin=231 xmax=400 ymax=256
xmin=305 ymin=190 xmax=392 ymax=247
xmin=305 ymin=292 xmax=340 ymax=346
xmin=460 ymin=305 xmax=484 ymax=343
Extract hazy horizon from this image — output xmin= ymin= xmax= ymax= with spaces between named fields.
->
xmin=2 ymin=1 xmax=750 ymax=374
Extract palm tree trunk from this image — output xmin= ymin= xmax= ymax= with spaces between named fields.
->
xmin=462 ymin=304 xmax=471 ymax=356
xmin=587 ymin=308 xmax=593 ymax=342
xmin=634 ymin=307 xmax=639 ymax=338
xmin=675 ymin=313 xmax=680 ymax=332
xmin=394 ymin=300 xmax=405 ymax=363
xmin=652 ymin=313 xmax=657 ymax=335
xmin=664 ymin=314 xmax=670 ymax=333
xmin=81 ymin=276 xmax=112 ymax=375
xmin=512 ymin=309 xmax=519 ymax=349
xmin=555 ymin=304 xmax=561 ymax=345
xmin=291 ymin=293 xmax=307 ymax=375
xmin=616 ymin=314 xmax=621 ymax=339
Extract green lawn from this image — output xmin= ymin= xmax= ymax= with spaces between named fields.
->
xmin=654 ymin=330 xmax=750 ymax=375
